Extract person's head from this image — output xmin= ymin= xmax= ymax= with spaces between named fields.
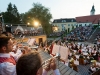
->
xmin=16 ymin=51 xmax=43 ymax=75
xmin=0 ymin=36 xmax=13 ymax=53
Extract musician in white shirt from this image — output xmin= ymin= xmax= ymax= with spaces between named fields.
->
xmin=0 ymin=36 xmax=17 ymax=75
xmin=0 ymin=36 xmax=29 ymax=75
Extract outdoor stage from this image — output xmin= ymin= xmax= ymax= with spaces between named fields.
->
xmin=17 ymin=35 xmax=47 ymax=45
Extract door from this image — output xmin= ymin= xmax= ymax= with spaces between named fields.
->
xmin=68 ymin=28 xmax=70 ymax=32
xmin=39 ymin=38 xmax=43 ymax=45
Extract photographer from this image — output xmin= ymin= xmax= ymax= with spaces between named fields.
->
xmin=16 ymin=51 xmax=60 ymax=75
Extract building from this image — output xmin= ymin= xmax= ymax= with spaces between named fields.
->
xmin=52 ymin=18 xmax=77 ymax=32
xmin=90 ymin=5 xmax=95 ymax=15
xmin=76 ymin=5 xmax=100 ymax=26
xmin=4 ymin=23 xmax=43 ymax=34
xmin=76 ymin=14 xmax=100 ymax=26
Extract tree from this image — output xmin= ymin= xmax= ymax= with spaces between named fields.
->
xmin=13 ymin=4 xmax=20 ymax=23
xmin=7 ymin=2 xmax=13 ymax=13
xmin=22 ymin=3 xmax=52 ymax=35
xmin=2 ymin=3 xmax=21 ymax=24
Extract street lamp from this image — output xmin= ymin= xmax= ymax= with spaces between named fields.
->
xmin=34 ymin=21 xmax=39 ymax=28
xmin=27 ymin=22 xmax=30 ymax=25
xmin=33 ymin=21 xmax=41 ymax=31
xmin=6 ymin=25 xmax=8 ymax=27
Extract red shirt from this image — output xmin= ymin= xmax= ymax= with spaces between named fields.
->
xmin=0 ymin=55 xmax=16 ymax=65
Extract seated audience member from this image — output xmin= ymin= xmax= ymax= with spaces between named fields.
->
xmin=89 ymin=64 xmax=96 ymax=73
xmin=16 ymin=51 xmax=60 ymax=75
xmin=0 ymin=36 xmax=29 ymax=75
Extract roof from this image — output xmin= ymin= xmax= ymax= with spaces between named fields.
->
xmin=11 ymin=26 xmax=34 ymax=32
xmin=53 ymin=18 xmax=76 ymax=23
xmin=4 ymin=23 xmax=33 ymax=27
xmin=76 ymin=14 xmax=100 ymax=24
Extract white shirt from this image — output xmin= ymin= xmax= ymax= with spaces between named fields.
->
xmin=0 ymin=53 xmax=16 ymax=75
xmin=9 ymin=48 xmax=22 ymax=62
xmin=42 ymin=69 xmax=60 ymax=75
xmin=90 ymin=67 xmax=96 ymax=72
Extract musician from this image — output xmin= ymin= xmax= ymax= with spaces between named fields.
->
xmin=0 ymin=36 xmax=28 ymax=75
xmin=16 ymin=51 xmax=60 ymax=75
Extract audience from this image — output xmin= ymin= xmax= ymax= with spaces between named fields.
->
xmin=0 ymin=25 xmax=100 ymax=75
xmin=66 ymin=25 xmax=94 ymax=41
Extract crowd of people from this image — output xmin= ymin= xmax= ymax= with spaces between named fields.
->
xmin=66 ymin=25 xmax=94 ymax=41
xmin=96 ymin=32 xmax=100 ymax=41
xmin=0 ymin=24 xmax=100 ymax=75
xmin=43 ymin=39 xmax=100 ymax=74
xmin=13 ymin=30 xmax=43 ymax=36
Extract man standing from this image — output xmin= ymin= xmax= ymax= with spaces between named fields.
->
xmin=0 ymin=36 xmax=29 ymax=75
xmin=0 ymin=36 xmax=17 ymax=75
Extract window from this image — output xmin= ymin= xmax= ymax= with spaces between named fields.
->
xmin=68 ymin=24 xmax=70 ymax=26
xmin=62 ymin=20 xmax=66 ymax=23
xmin=62 ymin=20 xmax=63 ymax=22
xmin=62 ymin=24 xmax=64 ymax=27
xmin=74 ymin=24 xmax=76 ymax=26
xmin=64 ymin=27 xmax=66 ymax=30
xmin=71 ymin=19 xmax=73 ymax=22
xmin=64 ymin=20 xmax=66 ymax=22
xmin=55 ymin=20 xmax=57 ymax=23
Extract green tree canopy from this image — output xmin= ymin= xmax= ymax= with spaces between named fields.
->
xmin=2 ymin=2 xmax=21 ymax=24
xmin=22 ymin=3 xmax=52 ymax=35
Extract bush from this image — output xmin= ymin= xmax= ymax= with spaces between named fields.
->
xmin=94 ymin=25 xmax=98 ymax=29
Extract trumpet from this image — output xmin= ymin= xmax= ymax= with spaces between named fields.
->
xmin=43 ymin=53 xmax=61 ymax=67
